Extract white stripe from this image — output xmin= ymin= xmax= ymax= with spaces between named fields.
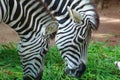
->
xmin=11 ymin=0 xmax=17 ymax=20
xmin=1 ymin=0 xmax=7 ymax=21
xmin=9 ymin=2 xmax=23 ymax=27
xmin=0 ymin=6 xmax=2 ymax=22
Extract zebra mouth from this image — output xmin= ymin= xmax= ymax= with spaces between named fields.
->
xmin=23 ymin=75 xmax=35 ymax=80
xmin=64 ymin=62 xmax=86 ymax=78
xmin=23 ymin=71 xmax=43 ymax=80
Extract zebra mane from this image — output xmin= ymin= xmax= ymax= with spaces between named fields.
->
xmin=36 ymin=0 xmax=56 ymax=21
xmin=36 ymin=0 xmax=57 ymax=39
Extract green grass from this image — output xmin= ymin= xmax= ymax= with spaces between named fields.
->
xmin=0 ymin=42 xmax=120 ymax=80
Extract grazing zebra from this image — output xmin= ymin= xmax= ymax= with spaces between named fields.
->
xmin=0 ymin=0 xmax=58 ymax=80
xmin=42 ymin=0 xmax=99 ymax=78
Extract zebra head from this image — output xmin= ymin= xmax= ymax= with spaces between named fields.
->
xmin=19 ymin=21 xmax=58 ymax=80
xmin=55 ymin=6 xmax=94 ymax=78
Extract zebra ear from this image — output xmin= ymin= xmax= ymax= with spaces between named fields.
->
xmin=67 ymin=6 xmax=82 ymax=23
xmin=43 ymin=21 xmax=58 ymax=35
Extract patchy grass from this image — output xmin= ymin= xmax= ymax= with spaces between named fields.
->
xmin=0 ymin=43 xmax=22 ymax=80
xmin=0 ymin=42 xmax=120 ymax=80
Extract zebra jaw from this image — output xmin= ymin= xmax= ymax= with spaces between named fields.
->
xmin=67 ymin=6 xmax=82 ymax=23
xmin=41 ymin=21 xmax=58 ymax=35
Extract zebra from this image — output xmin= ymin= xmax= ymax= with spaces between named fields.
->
xmin=42 ymin=0 xmax=99 ymax=78
xmin=0 ymin=0 xmax=58 ymax=80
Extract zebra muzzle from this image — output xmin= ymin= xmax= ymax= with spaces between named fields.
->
xmin=23 ymin=75 xmax=35 ymax=80
xmin=64 ymin=62 xmax=86 ymax=78
xmin=23 ymin=71 xmax=43 ymax=80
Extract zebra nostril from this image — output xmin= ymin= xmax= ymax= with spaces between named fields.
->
xmin=36 ymin=71 xmax=43 ymax=80
xmin=64 ymin=66 xmax=70 ymax=74
xmin=75 ymin=63 xmax=86 ymax=78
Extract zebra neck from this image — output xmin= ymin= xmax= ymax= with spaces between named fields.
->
xmin=0 ymin=0 xmax=9 ymax=23
xmin=36 ymin=0 xmax=55 ymax=20
xmin=0 ymin=6 xmax=2 ymax=23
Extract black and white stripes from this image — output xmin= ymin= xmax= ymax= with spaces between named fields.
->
xmin=0 ymin=0 xmax=58 ymax=79
xmin=42 ymin=0 xmax=99 ymax=78
xmin=0 ymin=0 xmax=99 ymax=79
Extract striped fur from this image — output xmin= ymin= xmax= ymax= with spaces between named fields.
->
xmin=0 ymin=0 xmax=58 ymax=79
xmin=0 ymin=0 xmax=99 ymax=79
xmin=42 ymin=0 xmax=99 ymax=78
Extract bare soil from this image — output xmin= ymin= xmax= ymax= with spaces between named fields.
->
xmin=0 ymin=4 xmax=120 ymax=46
xmin=92 ymin=4 xmax=120 ymax=46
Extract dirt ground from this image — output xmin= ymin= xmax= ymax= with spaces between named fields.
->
xmin=92 ymin=3 xmax=120 ymax=46
xmin=0 ymin=4 xmax=120 ymax=46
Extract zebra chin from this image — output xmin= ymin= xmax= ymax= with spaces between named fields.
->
xmin=23 ymin=71 xmax=43 ymax=80
xmin=64 ymin=62 xmax=86 ymax=78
